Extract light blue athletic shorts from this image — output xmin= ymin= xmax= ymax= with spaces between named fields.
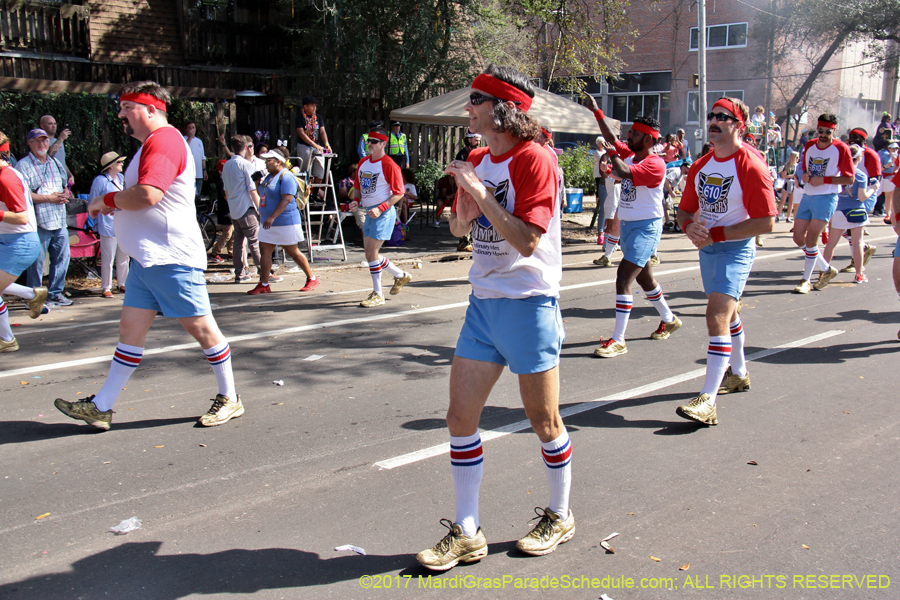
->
xmin=895 ymin=234 xmax=900 ymax=257
xmin=796 ymin=193 xmax=838 ymax=222
xmin=619 ymin=217 xmax=662 ymax=267
xmin=362 ymin=206 xmax=397 ymax=241
xmin=699 ymin=237 xmax=756 ymax=300
xmin=124 ymin=261 xmax=211 ymax=318
xmin=455 ymin=294 xmax=565 ymax=374
xmin=0 ymin=232 xmax=39 ymax=276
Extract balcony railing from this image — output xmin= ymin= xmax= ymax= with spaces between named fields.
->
xmin=0 ymin=0 xmax=89 ymax=57
xmin=184 ymin=19 xmax=293 ymax=67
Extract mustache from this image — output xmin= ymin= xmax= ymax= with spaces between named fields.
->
xmin=709 ymin=125 xmax=722 ymax=133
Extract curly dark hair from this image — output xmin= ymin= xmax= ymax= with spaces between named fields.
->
xmin=631 ymin=115 xmax=661 ymax=149
xmin=481 ymin=64 xmax=542 ymax=141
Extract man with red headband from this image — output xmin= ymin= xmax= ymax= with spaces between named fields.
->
xmin=53 ymin=81 xmax=244 ymax=430
xmin=416 ymin=64 xmax=571 ymax=571
xmin=351 ymin=125 xmax=411 ymax=307
xmin=675 ymin=97 xmax=776 ymax=425
xmin=584 ymin=95 xmax=681 ymax=358
xmin=792 ymin=113 xmax=854 ymax=294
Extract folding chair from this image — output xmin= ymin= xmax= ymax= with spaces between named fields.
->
xmin=68 ymin=212 xmax=102 ymax=280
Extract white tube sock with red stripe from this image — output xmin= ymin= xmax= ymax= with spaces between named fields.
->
xmin=204 ymin=340 xmax=236 ymax=400
xmin=541 ymin=430 xmax=572 ymax=517
xmin=93 ymin=343 xmax=143 ymax=411
xmin=701 ymin=336 xmax=732 ymax=403
xmin=612 ymin=295 xmax=633 ymax=343
xmin=645 ymin=284 xmax=674 ymax=323
xmin=379 ymin=255 xmax=404 ymax=278
xmin=729 ymin=316 xmax=748 ymax=377
xmin=0 ymin=301 xmax=13 ymax=341
xmin=604 ymin=235 xmax=619 ymax=257
xmin=368 ymin=259 xmax=385 ymax=296
xmin=451 ymin=432 xmax=483 ymax=537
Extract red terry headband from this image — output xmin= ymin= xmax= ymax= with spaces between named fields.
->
xmin=817 ymin=120 xmax=837 ymax=130
xmin=471 ymin=74 xmax=533 ymax=112
xmin=541 ymin=128 xmax=552 ymax=139
xmin=0 ymin=143 xmax=9 ymax=152
xmin=368 ymin=131 xmax=388 ymax=142
xmin=631 ymin=122 xmax=660 ymax=139
xmin=849 ymin=128 xmax=867 ymax=139
xmin=120 ymin=92 xmax=167 ymax=112
xmin=712 ymin=98 xmax=745 ymax=124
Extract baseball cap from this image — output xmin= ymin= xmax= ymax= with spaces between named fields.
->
xmin=302 ymin=95 xmax=318 ymax=106
xmin=888 ymin=141 xmax=899 ymax=149
xmin=391 ymin=121 xmax=401 ymax=127
xmin=466 ymin=132 xmax=482 ymax=139
xmin=27 ymin=128 xmax=49 ymax=141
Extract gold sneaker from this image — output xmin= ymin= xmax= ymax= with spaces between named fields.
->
xmin=593 ymin=338 xmax=627 ymax=358
xmin=592 ymin=255 xmax=611 ymax=267
xmin=813 ymin=266 xmax=838 ymax=290
xmin=27 ymin=287 xmax=48 ymax=319
xmin=676 ymin=393 xmax=718 ymax=425
xmin=389 ymin=272 xmax=412 ymax=295
xmin=649 ymin=254 xmax=661 ymax=267
xmin=650 ymin=316 xmax=682 ymax=340
xmin=0 ymin=337 xmax=19 ymax=353
xmin=756 ymin=235 xmax=764 ymax=247
xmin=863 ymin=244 xmax=877 ymax=266
xmin=416 ymin=519 xmax=488 ymax=571
xmin=718 ymin=366 xmax=751 ymax=395
xmin=54 ymin=395 xmax=113 ymax=430
xmin=838 ymin=261 xmax=855 ymax=273
xmin=793 ymin=280 xmax=811 ymax=294
xmin=359 ymin=291 xmax=385 ymax=307
xmin=199 ymin=394 xmax=244 ymax=426
xmin=516 ymin=507 xmax=575 ymax=556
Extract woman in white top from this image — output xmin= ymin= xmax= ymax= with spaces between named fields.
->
xmin=89 ymin=152 xmax=130 ymax=297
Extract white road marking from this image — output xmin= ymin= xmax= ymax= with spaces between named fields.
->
xmin=373 ymin=329 xmax=845 ymax=469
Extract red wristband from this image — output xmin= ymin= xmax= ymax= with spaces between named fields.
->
xmin=606 ymin=147 xmax=619 ymax=158
xmin=103 ymin=192 xmax=118 ymax=209
xmin=710 ymin=226 xmax=726 ymax=243
xmin=683 ymin=219 xmax=694 ymax=231
xmin=823 ymin=176 xmax=833 ymax=184
xmin=0 ymin=210 xmax=5 ymax=222
xmin=378 ymin=202 xmax=389 ymax=212
xmin=593 ymin=108 xmax=605 ymax=122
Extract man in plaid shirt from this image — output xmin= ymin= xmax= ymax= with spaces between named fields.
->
xmin=15 ymin=128 xmax=72 ymax=306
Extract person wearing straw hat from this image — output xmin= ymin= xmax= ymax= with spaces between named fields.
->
xmin=89 ymin=151 xmax=129 ymax=298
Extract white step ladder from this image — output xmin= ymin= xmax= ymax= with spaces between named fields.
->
xmin=298 ymin=152 xmax=348 ymax=263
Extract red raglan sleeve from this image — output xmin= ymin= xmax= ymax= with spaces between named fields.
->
xmin=836 ymin=143 xmax=854 ymax=177
xmin=0 ymin=168 xmax=28 ymax=212
xmin=508 ymin=144 xmax=556 ymax=233
xmin=137 ymin=127 xmax=187 ymax=192
xmin=630 ymin=154 xmax=666 ymax=188
xmin=864 ymin=148 xmax=882 ymax=178
xmin=736 ymin=149 xmax=777 ymax=217
xmin=613 ymin=139 xmax=634 ymax=160
xmin=382 ymin=157 xmax=405 ymax=196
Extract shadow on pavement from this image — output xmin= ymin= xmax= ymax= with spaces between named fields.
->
xmin=0 ymin=541 xmax=411 ymax=599
xmin=0 ymin=416 xmax=200 ymax=445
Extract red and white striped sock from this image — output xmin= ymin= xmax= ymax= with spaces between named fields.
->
xmin=451 ymin=432 xmax=483 ymax=537
xmin=701 ymin=336 xmax=732 ymax=402
xmin=802 ymin=246 xmax=819 ymax=280
xmin=204 ymin=340 xmax=236 ymax=400
xmin=612 ymin=294 xmax=633 ymax=343
xmin=729 ymin=317 xmax=747 ymax=377
xmin=0 ymin=301 xmax=13 ymax=341
xmin=645 ymin=284 xmax=674 ymax=323
xmin=93 ymin=343 xmax=143 ymax=411
xmin=541 ymin=430 xmax=572 ymax=517
xmin=604 ymin=235 xmax=619 ymax=256
xmin=368 ymin=258 xmax=386 ymax=296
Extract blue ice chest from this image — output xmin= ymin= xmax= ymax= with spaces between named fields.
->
xmin=563 ymin=188 xmax=583 ymax=213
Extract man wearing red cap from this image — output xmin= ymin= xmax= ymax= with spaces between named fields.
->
xmin=351 ymin=126 xmax=411 ymax=307
xmin=416 ymin=64 xmax=571 ymax=571
xmin=675 ymin=97 xmax=776 ymax=425
xmin=792 ymin=113 xmax=854 ymax=294
xmin=585 ymin=96 xmax=682 ymax=358
xmin=53 ymin=81 xmax=243 ymax=430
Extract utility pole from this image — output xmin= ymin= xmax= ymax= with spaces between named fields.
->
xmin=698 ymin=0 xmax=707 ymax=146
xmin=764 ymin=0 xmax=776 ymax=151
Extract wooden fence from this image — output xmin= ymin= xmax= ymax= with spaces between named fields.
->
xmin=0 ymin=0 xmax=89 ymax=57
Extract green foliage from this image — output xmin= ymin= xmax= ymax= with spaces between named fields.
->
xmin=557 ymin=144 xmax=595 ymax=195
xmin=414 ymin=159 xmax=446 ymax=204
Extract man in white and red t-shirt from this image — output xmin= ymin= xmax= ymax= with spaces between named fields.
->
xmin=585 ymin=95 xmax=682 ymax=358
xmin=676 ymin=97 xmax=776 ymax=426
xmin=416 ymin=64 xmax=572 ymax=571
xmin=53 ymin=81 xmax=243 ymax=431
xmin=792 ymin=113 xmax=854 ymax=294
xmin=351 ymin=126 xmax=411 ymax=307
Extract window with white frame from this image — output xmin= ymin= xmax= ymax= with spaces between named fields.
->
xmin=689 ymin=23 xmax=748 ymax=50
xmin=687 ymin=90 xmax=745 ymax=123
xmin=607 ymin=72 xmax=671 ymax=124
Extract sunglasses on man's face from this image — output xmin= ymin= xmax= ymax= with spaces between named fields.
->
xmin=707 ymin=112 xmax=739 ymax=123
xmin=816 ymin=128 xmax=834 ymax=135
xmin=469 ymin=92 xmax=498 ymax=106
xmin=367 ymin=139 xmax=383 ymax=145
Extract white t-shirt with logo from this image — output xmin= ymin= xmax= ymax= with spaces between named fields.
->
xmin=117 ymin=126 xmax=207 ymax=270
xmin=353 ymin=155 xmax=404 ymax=208
xmin=613 ymin=140 xmax=666 ymax=221
xmin=453 ymin=141 xmax=561 ymax=300
xmin=800 ymin=139 xmax=853 ymax=196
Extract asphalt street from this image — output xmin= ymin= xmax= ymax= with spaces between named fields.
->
xmin=1 ymin=221 xmax=898 ymax=600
